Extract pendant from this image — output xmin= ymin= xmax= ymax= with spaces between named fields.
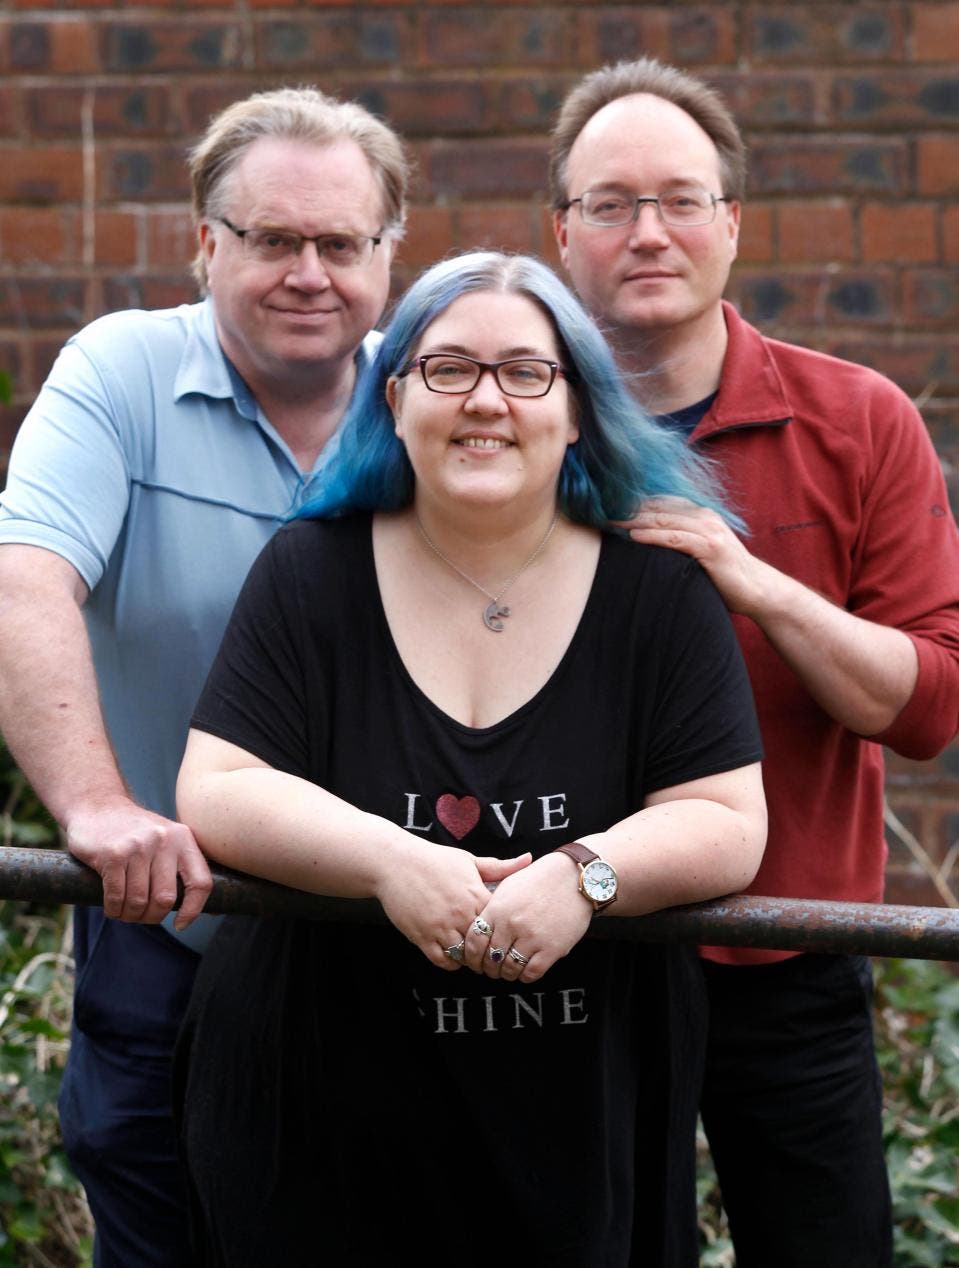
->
xmin=483 ymin=601 xmax=510 ymax=632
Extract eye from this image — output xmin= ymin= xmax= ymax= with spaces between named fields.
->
xmin=586 ymin=194 xmax=630 ymax=218
xmin=424 ymin=357 xmax=473 ymax=382
xmin=500 ymin=360 xmax=550 ymax=386
xmin=320 ymin=235 xmax=361 ymax=262
xmin=248 ymin=229 xmax=299 ymax=259
xmin=661 ymin=190 xmax=708 ymax=214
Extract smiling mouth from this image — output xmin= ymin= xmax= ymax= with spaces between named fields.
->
xmin=456 ymin=437 xmax=513 ymax=450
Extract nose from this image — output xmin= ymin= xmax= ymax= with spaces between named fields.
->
xmin=284 ymin=242 xmax=332 ymax=290
xmin=465 ymin=368 xmax=509 ymax=414
xmin=627 ymin=202 xmax=671 ymax=250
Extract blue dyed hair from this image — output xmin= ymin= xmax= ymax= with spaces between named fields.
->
xmin=299 ymin=250 xmax=741 ymax=529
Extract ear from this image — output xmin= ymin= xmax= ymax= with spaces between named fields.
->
xmin=199 ymin=221 xmax=216 ymax=266
xmin=386 ymin=375 xmax=404 ymax=438
xmin=725 ymin=199 xmax=741 ymax=264
xmin=552 ymin=210 xmax=570 ymax=269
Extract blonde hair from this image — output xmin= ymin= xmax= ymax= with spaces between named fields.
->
xmin=549 ymin=58 xmax=747 ymax=209
xmin=188 ymin=86 xmax=409 ymax=290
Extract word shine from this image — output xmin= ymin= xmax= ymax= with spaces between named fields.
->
xmin=414 ymin=986 xmax=590 ymax=1035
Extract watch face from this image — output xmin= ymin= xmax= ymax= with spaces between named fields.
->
xmin=582 ymin=859 xmax=617 ymax=903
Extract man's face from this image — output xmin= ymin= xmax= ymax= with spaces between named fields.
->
xmin=554 ymin=94 xmax=740 ymax=340
xmin=202 ymin=136 xmax=394 ymax=390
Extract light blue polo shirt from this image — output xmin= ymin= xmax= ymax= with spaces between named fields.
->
xmin=0 ymin=298 xmax=380 ymax=950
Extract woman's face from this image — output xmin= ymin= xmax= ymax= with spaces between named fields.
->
xmin=386 ymin=290 xmax=579 ymax=516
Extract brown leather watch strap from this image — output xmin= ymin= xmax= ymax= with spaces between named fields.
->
xmin=555 ymin=841 xmax=598 ymax=868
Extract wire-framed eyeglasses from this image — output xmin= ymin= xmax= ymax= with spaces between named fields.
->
xmin=397 ymin=354 xmax=570 ymax=398
xmin=563 ymin=187 xmax=730 ymax=228
xmin=218 ymin=218 xmax=382 ymax=268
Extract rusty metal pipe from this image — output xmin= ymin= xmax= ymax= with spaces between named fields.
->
xmin=1 ymin=845 xmax=957 ymax=960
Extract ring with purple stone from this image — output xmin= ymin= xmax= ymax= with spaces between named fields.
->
xmin=488 ymin=946 xmax=506 ymax=965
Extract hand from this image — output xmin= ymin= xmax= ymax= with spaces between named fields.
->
xmin=462 ymin=852 xmax=592 ymax=984
xmin=617 ymin=496 xmax=768 ymax=617
xmin=375 ymin=845 xmax=532 ymax=972
xmin=65 ymin=795 xmax=213 ymax=929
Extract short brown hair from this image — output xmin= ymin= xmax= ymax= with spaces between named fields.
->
xmin=187 ymin=86 xmax=409 ymax=290
xmin=549 ymin=58 xmax=747 ymax=210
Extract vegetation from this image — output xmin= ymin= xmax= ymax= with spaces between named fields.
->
xmin=0 ymin=738 xmax=957 ymax=1264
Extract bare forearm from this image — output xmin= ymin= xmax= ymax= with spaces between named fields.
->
xmin=176 ymin=764 xmax=419 ymax=898
xmin=577 ymin=794 xmax=766 ymax=915
xmin=0 ymin=550 xmax=126 ymax=826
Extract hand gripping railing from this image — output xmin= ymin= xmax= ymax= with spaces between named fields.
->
xmin=2 ymin=845 xmax=958 ymax=959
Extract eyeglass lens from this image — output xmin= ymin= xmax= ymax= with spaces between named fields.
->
xmin=580 ymin=187 xmax=718 ymax=227
xmin=420 ymin=356 xmax=557 ymax=397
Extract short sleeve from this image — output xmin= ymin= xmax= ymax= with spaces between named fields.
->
xmin=0 ymin=338 xmax=133 ymax=590
xmin=191 ymin=528 xmax=311 ymax=779
xmin=642 ymin=559 xmax=763 ymax=793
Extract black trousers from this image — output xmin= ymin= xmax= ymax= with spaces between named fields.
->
xmin=701 ymin=953 xmax=893 ymax=1268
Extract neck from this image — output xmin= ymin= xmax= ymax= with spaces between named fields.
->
xmin=609 ymin=302 xmax=728 ymax=416
xmin=254 ymin=359 xmax=358 ymax=472
xmin=411 ymin=498 xmax=561 ymax=589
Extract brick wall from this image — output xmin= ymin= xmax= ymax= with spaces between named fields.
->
xmin=0 ymin=0 xmax=957 ymax=905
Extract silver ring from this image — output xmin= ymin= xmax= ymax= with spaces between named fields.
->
xmin=488 ymin=946 xmax=506 ymax=965
xmin=508 ymin=947 xmax=530 ymax=967
xmin=445 ymin=940 xmax=465 ymax=963
xmin=472 ymin=916 xmax=494 ymax=938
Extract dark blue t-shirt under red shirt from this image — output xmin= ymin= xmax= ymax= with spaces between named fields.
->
xmin=178 ymin=514 xmax=762 ymax=1267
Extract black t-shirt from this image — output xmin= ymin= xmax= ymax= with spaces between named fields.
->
xmin=179 ymin=515 xmax=762 ymax=1268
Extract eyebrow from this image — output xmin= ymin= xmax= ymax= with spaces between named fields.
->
xmin=417 ymin=343 xmax=554 ymax=359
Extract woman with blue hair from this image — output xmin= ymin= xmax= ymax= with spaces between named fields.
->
xmin=175 ymin=251 xmax=766 ymax=1265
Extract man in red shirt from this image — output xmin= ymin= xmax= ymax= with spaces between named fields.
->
xmin=550 ymin=57 xmax=959 ymax=1265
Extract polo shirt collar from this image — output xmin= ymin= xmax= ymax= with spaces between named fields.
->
xmin=173 ymin=296 xmax=235 ymax=405
xmin=691 ymin=300 xmax=793 ymax=442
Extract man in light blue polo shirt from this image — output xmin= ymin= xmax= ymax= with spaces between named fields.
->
xmin=0 ymin=87 xmax=408 ymax=1267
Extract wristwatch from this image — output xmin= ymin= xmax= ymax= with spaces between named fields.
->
xmin=555 ymin=841 xmax=618 ymax=912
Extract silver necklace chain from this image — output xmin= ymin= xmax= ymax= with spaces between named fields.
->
xmin=414 ymin=513 xmax=559 ymax=632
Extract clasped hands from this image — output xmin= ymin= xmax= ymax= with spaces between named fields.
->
xmin=375 ymin=843 xmax=593 ymax=986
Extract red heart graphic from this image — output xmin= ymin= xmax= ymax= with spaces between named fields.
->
xmin=435 ymin=793 xmax=480 ymax=841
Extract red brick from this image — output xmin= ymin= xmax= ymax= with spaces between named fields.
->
xmin=421 ymin=10 xmax=573 ymax=68
xmin=749 ymin=138 xmax=907 ymax=196
xmin=944 ymin=207 xmax=959 ymax=265
xmin=902 ymin=269 xmax=959 ymax=327
xmin=0 ymin=207 xmax=75 ymax=263
xmin=917 ymin=136 xmax=959 ymax=196
xmin=0 ymin=144 xmax=83 ymax=203
xmin=709 ymin=71 xmax=818 ymax=128
xmin=425 ymin=139 xmax=550 ymax=200
xmin=99 ymin=20 xmax=242 ymax=73
xmin=1 ymin=18 xmax=99 ymax=73
xmin=145 ymin=208 xmax=197 ymax=268
xmin=26 ymin=84 xmax=176 ymax=139
xmin=392 ymin=205 xmax=455 ymax=269
xmin=735 ymin=204 xmax=774 ymax=264
xmin=913 ymin=3 xmax=959 ymax=62
xmin=747 ymin=7 xmax=904 ymax=63
xmin=102 ymin=276 xmax=196 ymax=314
xmin=96 ymin=144 xmax=191 ymax=204
xmin=0 ymin=84 xmax=19 ymax=138
xmin=777 ymin=201 xmax=854 ymax=264
xmin=338 ymin=79 xmax=493 ymax=138
xmin=861 ymin=203 xmax=937 ymax=263
xmin=94 ymin=210 xmax=138 ymax=267
xmin=833 ymin=71 xmax=959 ymax=127
xmin=455 ymin=205 xmax=540 ymax=254
xmin=255 ymin=14 xmax=414 ymax=70
xmin=0 ymin=276 xmax=89 ymax=330
xmin=579 ymin=8 xmax=736 ymax=68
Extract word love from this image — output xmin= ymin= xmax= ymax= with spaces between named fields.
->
xmin=402 ymin=792 xmax=570 ymax=841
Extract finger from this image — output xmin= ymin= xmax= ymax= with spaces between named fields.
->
xmin=463 ymin=913 xmax=494 ymax=972
xmin=118 ymin=853 xmax=152 ymax=922
xmin=498 ymin=945 xmax=532 ymax=983
xmin=475 ymin=853 xmax=532 ymax=883
xmin=482 ymin=941 xmax=509 ymax=980
xmin=99 ymin=862 xmax=128 ymax=920
xmin=173 ymin=850 xmax=214 ymax=930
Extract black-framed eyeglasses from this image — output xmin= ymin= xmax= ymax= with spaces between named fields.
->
xmin=217 ymin=218 xmax=382 ymax=268
xmin=562 ymin=187 xmax=730 ymax=228
xmin=397 ymin=354 xmax=570 ymax=398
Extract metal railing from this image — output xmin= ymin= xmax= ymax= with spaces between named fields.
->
xmin=2 ymin=845 xmax=959 ymax=959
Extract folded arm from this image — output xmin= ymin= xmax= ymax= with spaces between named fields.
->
xmin=176 ymin=728 xmax=531 ymax=970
